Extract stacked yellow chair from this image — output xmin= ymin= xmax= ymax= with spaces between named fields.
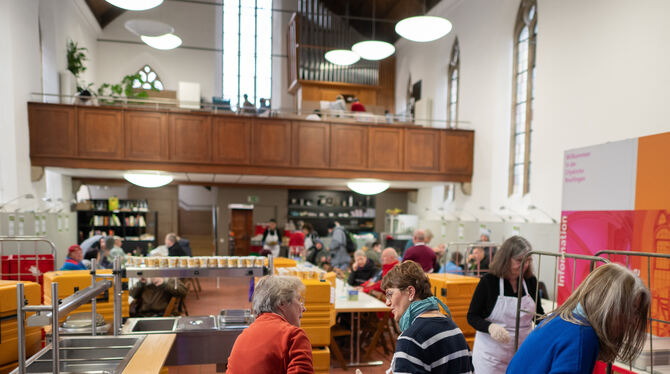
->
xmin=427 ymin=273 xmax=480 ymax=348
xmin=301 ymin=278 xmax=332 ymax=374
xmin=42 ymin=270 xmax=129 ymax=327
xmin=0 ymin=280 xmax=42 ymax=374
xmin=267 ymin=257 xmax=297 ymax=273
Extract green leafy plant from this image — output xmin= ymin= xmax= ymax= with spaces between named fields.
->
xmin=67 ymin=40 xmax=88 ymax=91
xmin=96 ymin=73 xmax=152 ymax=104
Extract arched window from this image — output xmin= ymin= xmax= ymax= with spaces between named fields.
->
xmin=132 ymin=65 xmax=164 ymax=90
xmin=447 ymin=38 xmax=460 ymax=129
xmin=509 ymin=0 xmax=537 ymax=196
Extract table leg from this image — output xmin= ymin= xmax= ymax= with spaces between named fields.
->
xmin=346 ymin=311 xmax=385 ymax=367
xmin=349 ymin=311 xmax=355 ymax=366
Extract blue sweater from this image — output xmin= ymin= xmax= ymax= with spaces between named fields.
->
xmin=506 ymin=316 xmax=599 ymax=374
xmin=392 ymin=316 xmax=473 ymax=374
xmin=60 ymin=258 xmax=87 ymax=271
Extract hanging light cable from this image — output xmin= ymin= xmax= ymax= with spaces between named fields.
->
xmin=395 ymin=0 xmax=452 ymax=42
xmin=351 ymin=0 xmax=395 ymax=60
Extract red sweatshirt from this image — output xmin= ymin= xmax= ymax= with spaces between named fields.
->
xmin=361 ymin=260 xmax=399 ymax=294
xmin=227 ymin=313 xmax=314 ymax=374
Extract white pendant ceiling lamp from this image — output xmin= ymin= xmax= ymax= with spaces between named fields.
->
xmin=352 ymin=0 xmax=395 ymax=60
xmin=395 ymin=15 xmax=452 ymax=42
xmin=124 ymin=171 xmax=173 ymax=188
xmin=140 ymin=33 xmax=182 ymax=50
xmin=347 ymin=179 xmax=390 ymax=195
xmin=352 ymin=40 xmax=395 ymax=60
xmin=325 ymin=49 xmax=360 ymax=66
xmin=106 ymin=0 xmax=163 ymax=11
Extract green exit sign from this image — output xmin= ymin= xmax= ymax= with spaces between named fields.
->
xmin=247 ymin=195 xmax=260 ymax=203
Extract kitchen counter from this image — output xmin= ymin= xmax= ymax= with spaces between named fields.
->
xmin=122 ymin=334 xmax=175 ymax=374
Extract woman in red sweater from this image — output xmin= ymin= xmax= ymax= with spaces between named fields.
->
xmin=227 ymin=276 xmax=313 ymax=374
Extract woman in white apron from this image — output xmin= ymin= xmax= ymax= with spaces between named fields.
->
xmin=466 ymin=236 xmax=544 ymax=374
xmin=262 ymin=219 xmax=282 ymax=257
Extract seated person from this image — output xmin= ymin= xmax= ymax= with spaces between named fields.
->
xmin=227 ymin=275 xmax=313 ymax=373
xmin=306 ymin=240 xmax=329 ymax=268
xmin=440 ymin=252 xmax=465 ymax=274
xmin=359 ymin=247 xmax=400 ymax=294
xmin=98 ymin=244 xmax=114 ymax=269
xmin=348 ymin=250 xmax=377 ymax=286
xmin=129 ymin=277 xmax=187 ymax=317
xmin=61 ymin=245 xmax=86 ymax=270
xmin=350 ymin=98 xmax=366 ymax=112
xmin=365 ymin=241 xmax=382 ymax=268
xmin=329 ymin=95 xmax=347 ymax=112
xmin=403 ymin=229 xmax=437 ymax=272
xmin=467 ymin=247 xmax=490 ymax=275
xmin=106 ymin=236 xmax=125 ymax=264
xmin=165 ymin=233 xmax=187 ymax=257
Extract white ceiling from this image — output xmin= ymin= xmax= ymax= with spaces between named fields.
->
xmin=46 ymin=167 xmax=447 ymax=190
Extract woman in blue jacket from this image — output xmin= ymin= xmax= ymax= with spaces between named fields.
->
xmin=507 ymin=263 xmax=650 ymax=374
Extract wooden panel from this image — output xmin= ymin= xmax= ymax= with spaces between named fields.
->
xmin=405 ymin=128 xmax=441 ymax=172
xmin=330 ymin=124 xmax=367 ymax=170
xmin=441 ymin=131 xmax=475 ymax=176
xmin=124 ymin=111 xmax=167 ymax=160
xmin=28 ymin=103 xmax=76 ymax=157
xmin=251 ymin=119 xmax=292 ymax=166
xmin=369 ymin=127 xmax=403 ymax=171
xmin=78 ymin=108 xmax=124 ymax=159
xmin=292 ymin=121 xmax=329 ymax=168
xmin=212 ymin=117 xmax=251 ymax=164
xmin=169 ymin=113 xmax=212 ymax=162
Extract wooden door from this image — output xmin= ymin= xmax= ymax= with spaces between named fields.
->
xmin=230 ymin=209 xmax=253 ymax=256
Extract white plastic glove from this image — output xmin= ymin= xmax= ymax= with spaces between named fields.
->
xmin=488 ymin=323 xmax=511 ymax=344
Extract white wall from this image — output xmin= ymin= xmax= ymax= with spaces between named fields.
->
xmin=396 ymin=0 xmax=670 ymax=242
xmin=97 ymin=0 xmax=218 ymax=99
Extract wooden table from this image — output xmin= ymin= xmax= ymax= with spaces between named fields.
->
xmin=334 ymin=279 xmax=391 ymax=368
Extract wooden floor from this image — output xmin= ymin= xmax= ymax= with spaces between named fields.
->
xmin=165 ymin=277 xmax=392 ymax=374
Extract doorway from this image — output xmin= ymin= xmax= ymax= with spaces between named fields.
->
xmin=230 ymin=208 xmax=253 ymax=256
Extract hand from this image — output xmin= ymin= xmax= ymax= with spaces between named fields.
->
xmin=488 ymin=323 xmax=510 ymax=343
xmin=356 ymin=370 xmax=363 ymax=374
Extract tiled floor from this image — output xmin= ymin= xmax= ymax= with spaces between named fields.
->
xmin=165 ymin=277 xmax=392 ymax=373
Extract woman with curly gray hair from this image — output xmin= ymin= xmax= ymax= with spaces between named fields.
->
xmin=227 ymin=275 xmax=313 ymax=374
xmin=507 ymin=263 xmax=650 ymax=373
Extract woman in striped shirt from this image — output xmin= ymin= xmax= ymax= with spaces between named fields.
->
xmin=381 ymin=261 xmax=474 ymax=373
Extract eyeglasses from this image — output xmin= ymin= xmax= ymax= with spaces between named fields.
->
xmin=385 ymin=288 xmax=405 ymax=300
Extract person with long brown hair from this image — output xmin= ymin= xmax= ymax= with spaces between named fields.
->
xmin=467 ymin=236 xmax=544 ymax=374
xmin=506 ymin=263 xmax=650 ymax=373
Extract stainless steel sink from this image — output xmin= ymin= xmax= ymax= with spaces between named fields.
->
xmin=131 ymin=318 xmax=177 ymax=332
xmin=120 ymin=317 xmax=178 ymax=334
xmin=14 ymin=335 xmax=145 ymax=374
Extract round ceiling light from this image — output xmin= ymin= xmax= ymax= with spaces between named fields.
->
xmin=124 ymin=171 xmax=173 ymax=188
xmin=141 ymin=33 xmax=182 ymax=50
xmin=125 ymin=19 xmax=174 ymax=37
xmin=395 ymin=16 xmax=453 ymax=42
xmin=324 ymin=49 xmax=360 ymax=66
xmin=347 ymin=179 xmax=390 ymax=195
xmin=106 ymin=0 xmax=164 ymax=11
xmin=351 ymin=40 xmax=395 ymax=61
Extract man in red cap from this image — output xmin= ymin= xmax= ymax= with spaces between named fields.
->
xmin=60 ymin=245 xmax=86 ymax=270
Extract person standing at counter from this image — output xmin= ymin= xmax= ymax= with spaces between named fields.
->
xmin=227 ymin=275 xmax=313 ymax=374
xmin=327 ymin=221 xmax=351 ymax=270
xmin=60 ymin=245 xmax=86 ymax=270
xmin=262 ymin=219 xmax=282 ymax=257
xmin=467 ymin=236 xmax=543 ymax=374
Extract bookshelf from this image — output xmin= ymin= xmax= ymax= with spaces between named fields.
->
xmin=77 ymin=199 xmax=158 ymax=254
xmin=287 ymin=190 xmax=375 ymax=236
